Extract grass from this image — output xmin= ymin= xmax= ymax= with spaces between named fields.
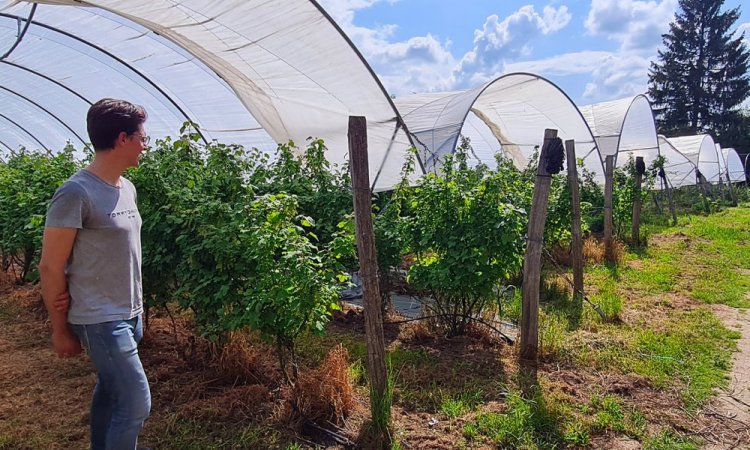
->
xmin=254 ymin=202 xmax=747 ymax=447
xmin=642 ymin=430 xmax=699 ymax=450
xmin=471 ymin=391 xmax=564 ymax=449
xmin=438 ymin=388 xmax=484 ymax=418
xmin=150 ymin=417 xmax=284 ymax=450
xmin=589 ymin=393 xmax=646 ymax=437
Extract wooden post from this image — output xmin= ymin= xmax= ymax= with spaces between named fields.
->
xmin=696 ymin=170 xmax=712 ymax=212
xmin=726 ymin=172 xmax=738 ymax=206
xmin=604 ymin=155 xmax=615 ymax=261
xmin=348 ymin=116 xmax=390 ymax=439
xmin=651 ymin=190 xmax=663 ymax=214
xmin=631 ymin=157 xmax=644 ymax=245
xmin=565 ymin=140 xmax=584 ymax=302
xmin=520 ymin=128 xmax=558 ymax=363
xmin=660 ymin=171 xmax=678 ymax=226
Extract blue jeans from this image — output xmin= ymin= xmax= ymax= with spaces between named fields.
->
xmin=71 ymin=315 xmax=151 ymax=450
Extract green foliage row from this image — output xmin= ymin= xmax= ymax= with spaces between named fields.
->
xmin=127 ymin=128 xmax=353 ymax=374
xmin=371 ymin=138 xmax=644 ymax=334
xmin=0 ymin=147 xmax=80 ymax=283
xmin=0 ymin=132 xmax=654 ymax=356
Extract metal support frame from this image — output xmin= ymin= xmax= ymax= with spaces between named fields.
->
xmin=0 ymin=85 xmax=86 ymax=145
xmin=0 ymin=112 xmax=48 ymax=150
xmin=0 ymin=60 xmax=93 ymax=105
xmin=0 ymin=4 xmax=36 ymax=61
xmin=0 ymin=11 xmax=208 ymax=145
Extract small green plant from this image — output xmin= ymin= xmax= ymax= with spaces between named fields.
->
xmin=539 ymin=311 xmax=569 ymax=361
xmin=439 ymin=389 xmax=483 ymax=418
xmin=562 ymin=420 xmax=590 ymax=447
xmin=462 ymin=422 xmax=478 ymax=440
xmin=369 ymin=355 xmax=395 ymax=446
xmin=643 ymin=430 xmax=698 ymax=450
xmin=472 ymin=392 xmax=563 ymax=448
xmin=590 ymin=394 xmax=646 ymax=438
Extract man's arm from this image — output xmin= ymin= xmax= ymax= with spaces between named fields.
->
xmin=39 ymin=227 xmax=82 ymax=358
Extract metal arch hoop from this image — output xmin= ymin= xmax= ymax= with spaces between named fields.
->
xmin=0 ymin=137 xmax=14 ymax=155
xmin=0 ymin=112 xmax=49 ymax=150
xmin=0 ymin=85 xmax=87 ymax=145
xmin=0 ymin=11 xmax=209 ymax=145
xmin=0 ymin=60 xmax=93 ymax=105
xmin=0 ymin=3 xmax=36 ymax=61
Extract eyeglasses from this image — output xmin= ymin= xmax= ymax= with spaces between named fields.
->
xmin=132 ymin=133 xmax=150 ymax=145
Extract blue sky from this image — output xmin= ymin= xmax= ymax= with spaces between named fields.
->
xmin=319 ymin=0 xmax=750 ymax=106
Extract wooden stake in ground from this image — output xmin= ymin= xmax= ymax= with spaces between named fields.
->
xmin=520 ymin=128 xmax=559 ymax=363
xmin=726 ymin=172 xmax=738 ymax=206
xmin=632 ymin=157 xmax=645 ymax=245
xmin=565 ymin=140 xmax=584 ymax=302
xmin=659 ymin=168 xmax=678 ymax=226
xmin=604 ymin=155 xmax=614 ymax=261
xmin=697 ymin=170 xmax=713 ymax=212
xmin=348 ymin=116 xmax=390 ymax=442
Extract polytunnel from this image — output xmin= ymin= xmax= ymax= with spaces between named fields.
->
xmin=656 ymin=135 xmax=697 ymax=188
xmin=667 ymin=135 xmax=721 ymax=184
xmin=0 ymin=0 xmax=423 ymax=191
xmin=721 ymin=147 xmax=747 ymax=183
xmin=578 ymin=95 xmax=659 ymax=168
xmin=394 ymin=73 xmax=604 ymax=179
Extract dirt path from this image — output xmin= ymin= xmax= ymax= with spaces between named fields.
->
xmin=704 ymin=304 xmax=750 ymax=449
xmin=0 ymin=287 xmax=92 ymax=449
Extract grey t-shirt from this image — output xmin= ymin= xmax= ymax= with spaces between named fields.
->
xmin=45 ymin=169 xmax=143 ymax=325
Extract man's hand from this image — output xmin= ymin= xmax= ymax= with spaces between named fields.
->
xmin=54 ymin=291 xmax=70 ymax=313
xmin=52 ymin=328 xmax=82 ymax=358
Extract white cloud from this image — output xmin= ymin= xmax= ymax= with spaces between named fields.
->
xmin=585 ymin=0 xmax=677 ymax=52
xmin=318 ymin=1 xmax=656 ymax=103
xmin=367 ymin=34 xmax=453 ymax=65
xmin=578 ymin=0 xmax=679 ymax=102
xmin=502 ymin=51 xmax=650 ymax=102
xmin=318 ymin=0 xmax=456 ymax=94
xmin=320 ymin=0 xmax=382 ymax=26
xmin=582 ymin=53 xmax=651 ymax=102
xmin=504 ymin=51 xmax=615 ymax=77
xmin=451 ymin=5 xmax=572 ymax=88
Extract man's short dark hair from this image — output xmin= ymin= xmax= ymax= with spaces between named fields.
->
xmin=87 ymin=98 xmax=147 ymax=151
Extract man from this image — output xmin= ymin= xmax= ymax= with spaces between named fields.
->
xmin=39 ymin=98 xmax=151 ymax=450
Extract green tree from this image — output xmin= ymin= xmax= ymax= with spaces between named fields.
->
xmin=648 ymin=0 xmax=750 ymax=146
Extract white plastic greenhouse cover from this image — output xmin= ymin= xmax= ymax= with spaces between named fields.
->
xmin=394 ymin=73 xmax=604 ymax=179
xmin=0 ymin=0 xmax=422 ymax=191
xmin=667 ymin=135 xmax=721 ymax=184
xmin=721 ymin=147 xmax=747 ymax=183
xmin=578 ymin=95 xmax=659 ymax=168
xmin=656 ymin=135 xmax=697 ymax=188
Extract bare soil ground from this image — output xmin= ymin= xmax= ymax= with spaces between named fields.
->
xmin=703 ymin=304 xmax=750 ymax=449
xmin=2 ymin=264 xmax=749 ymax=449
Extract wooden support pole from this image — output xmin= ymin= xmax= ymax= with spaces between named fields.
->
xmin=604 ymin=155 xmax=615 ymax=261
xmin=726 ymin=173 xmax=738 ymax=206
xmin=651 ymin=189 xmax=663 ymax=214
xmin=348 ymin=116 xmax=390 ymax=439
xmin=661 ymin=172 xmax=678 ymax=226
xmin=632 ymin=157 xmax=644 ymax=245
xmin=565 ymin=140 xmax=584 ymax=302
xmin=697 ymin=170 xmax=712 ymax=212
xmin=520 ymin=128 xmax=558 ymax=363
